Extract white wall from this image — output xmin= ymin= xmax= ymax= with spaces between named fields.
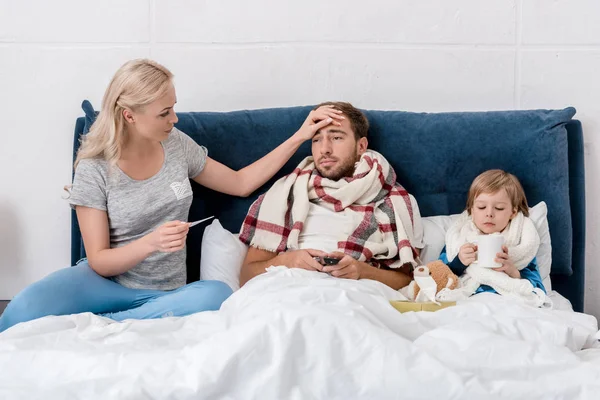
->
xmin=0 ymin=1 xmax=598 ymax=316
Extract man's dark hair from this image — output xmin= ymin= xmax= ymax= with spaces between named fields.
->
xmin=313 ymin=101 xmax=369 ymax=140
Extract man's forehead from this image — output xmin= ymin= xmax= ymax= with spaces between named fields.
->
xmin=315 ymin=127 xmax=350 ymax=136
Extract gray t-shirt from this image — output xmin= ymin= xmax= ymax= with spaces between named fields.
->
xmin=69 ymin=128 xmax=207 ymax=290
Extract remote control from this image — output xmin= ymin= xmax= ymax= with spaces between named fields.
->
xmin=322 ymin=257 xmax=340 ymax=266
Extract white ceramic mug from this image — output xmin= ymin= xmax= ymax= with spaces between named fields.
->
xmin=476 ymin=234 xmax=504 ymax=268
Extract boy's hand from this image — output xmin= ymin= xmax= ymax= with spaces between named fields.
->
xmin=458 ymin=243 xmax=477 ymax=266
xmin=493 ymin=245 xmax=520 ymax=278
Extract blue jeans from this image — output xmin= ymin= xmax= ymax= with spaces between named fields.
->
xmin=0 ymin=262 xmax=232 ymax=333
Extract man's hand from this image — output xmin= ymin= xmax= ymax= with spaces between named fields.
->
xmin=321 ymin=251 xmax=366 ymax=280
xmin=278 ymin=249 xmax=328 ymax=271
xmin=493 ymin=245 xmax=520 ymax=279
xmin=458 ymin=243 xmax=477 ymax=266
xmin=240 ymin=247 xmax=328 ymax=287
xmin=293 ymin=105 xmax=345 ymax=142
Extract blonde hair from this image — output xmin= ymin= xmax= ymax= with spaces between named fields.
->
xmin=465 ymin=169 xmax=530 ymax=217
xmin=74 ymin=59 xmax=174 ymax=169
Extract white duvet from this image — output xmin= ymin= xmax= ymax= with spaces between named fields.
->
xmin=1 ymin=267 xmax=599 ymax=400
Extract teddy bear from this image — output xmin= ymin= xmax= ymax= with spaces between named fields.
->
xmin=411 ymin=260 xmax=459 ymax=300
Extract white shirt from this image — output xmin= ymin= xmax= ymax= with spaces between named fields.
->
xmin=297 ymin=195 xmax=424 ymax=253
xmin=298 ymin=202 xmax=359 ymax=253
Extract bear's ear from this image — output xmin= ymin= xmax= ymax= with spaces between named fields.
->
xmin=413 ymin=266 xmax=431 ymax=277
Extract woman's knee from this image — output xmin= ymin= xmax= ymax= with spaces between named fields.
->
xmin=203 ymin=280 xmax=234 ymax=306
xmin=0 ymin=285 xmax=50 ymax=332
xmin=183 ymin=280 xmax=233 ymax=312
xmin=0 ymin=263 xmax=99 ymax=332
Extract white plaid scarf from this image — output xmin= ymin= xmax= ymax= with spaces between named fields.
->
xmin=239 ymin=150 xmax=418 ymax=268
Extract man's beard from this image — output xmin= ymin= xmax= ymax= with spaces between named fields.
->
xmin=316 ymin=153 xmax=359 ymax=181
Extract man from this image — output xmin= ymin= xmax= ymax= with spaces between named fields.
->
xmin=239 ymin=102 xmax=424 ymax=290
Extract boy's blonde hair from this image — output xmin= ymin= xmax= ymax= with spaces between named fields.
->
xmin=74 ymin=59 xmax=174 ymax=169
xmin=466 ymin=169 xmax=530 ymax=217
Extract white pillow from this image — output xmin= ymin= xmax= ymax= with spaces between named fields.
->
xmin=419 ymin=214 xmax=460 ymax=265
xmin=200 ymin=219 xmax=248 ymax=291
xmin=420 ymin=202 xmax=552 ymax=292
xmin=529 ymin=202 xmax=552 ymax=292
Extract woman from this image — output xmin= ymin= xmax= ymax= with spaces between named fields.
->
xmin=0 ymin=59 xmax=343 ymax=332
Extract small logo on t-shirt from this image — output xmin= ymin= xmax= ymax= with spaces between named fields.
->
xmin=170 ymin=180 xmax=193 ymax=200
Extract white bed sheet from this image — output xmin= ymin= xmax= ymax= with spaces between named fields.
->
xmin=1 ymin=267 xmax=599 ymax=399
xmin=547 ymin=289 xmax=575 ymax=312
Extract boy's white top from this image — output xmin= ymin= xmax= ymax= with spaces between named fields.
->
xmin=441 ymin=210 xmax=547 ymax=308
xmin=445 ymin=210 xmax=540 ymax=270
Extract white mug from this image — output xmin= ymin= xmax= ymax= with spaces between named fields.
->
xmin=475 ymin=234 xmax=504 ymax=268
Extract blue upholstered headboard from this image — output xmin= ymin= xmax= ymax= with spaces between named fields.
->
xmin=71 ymin=104 xmax=586 ymax=312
